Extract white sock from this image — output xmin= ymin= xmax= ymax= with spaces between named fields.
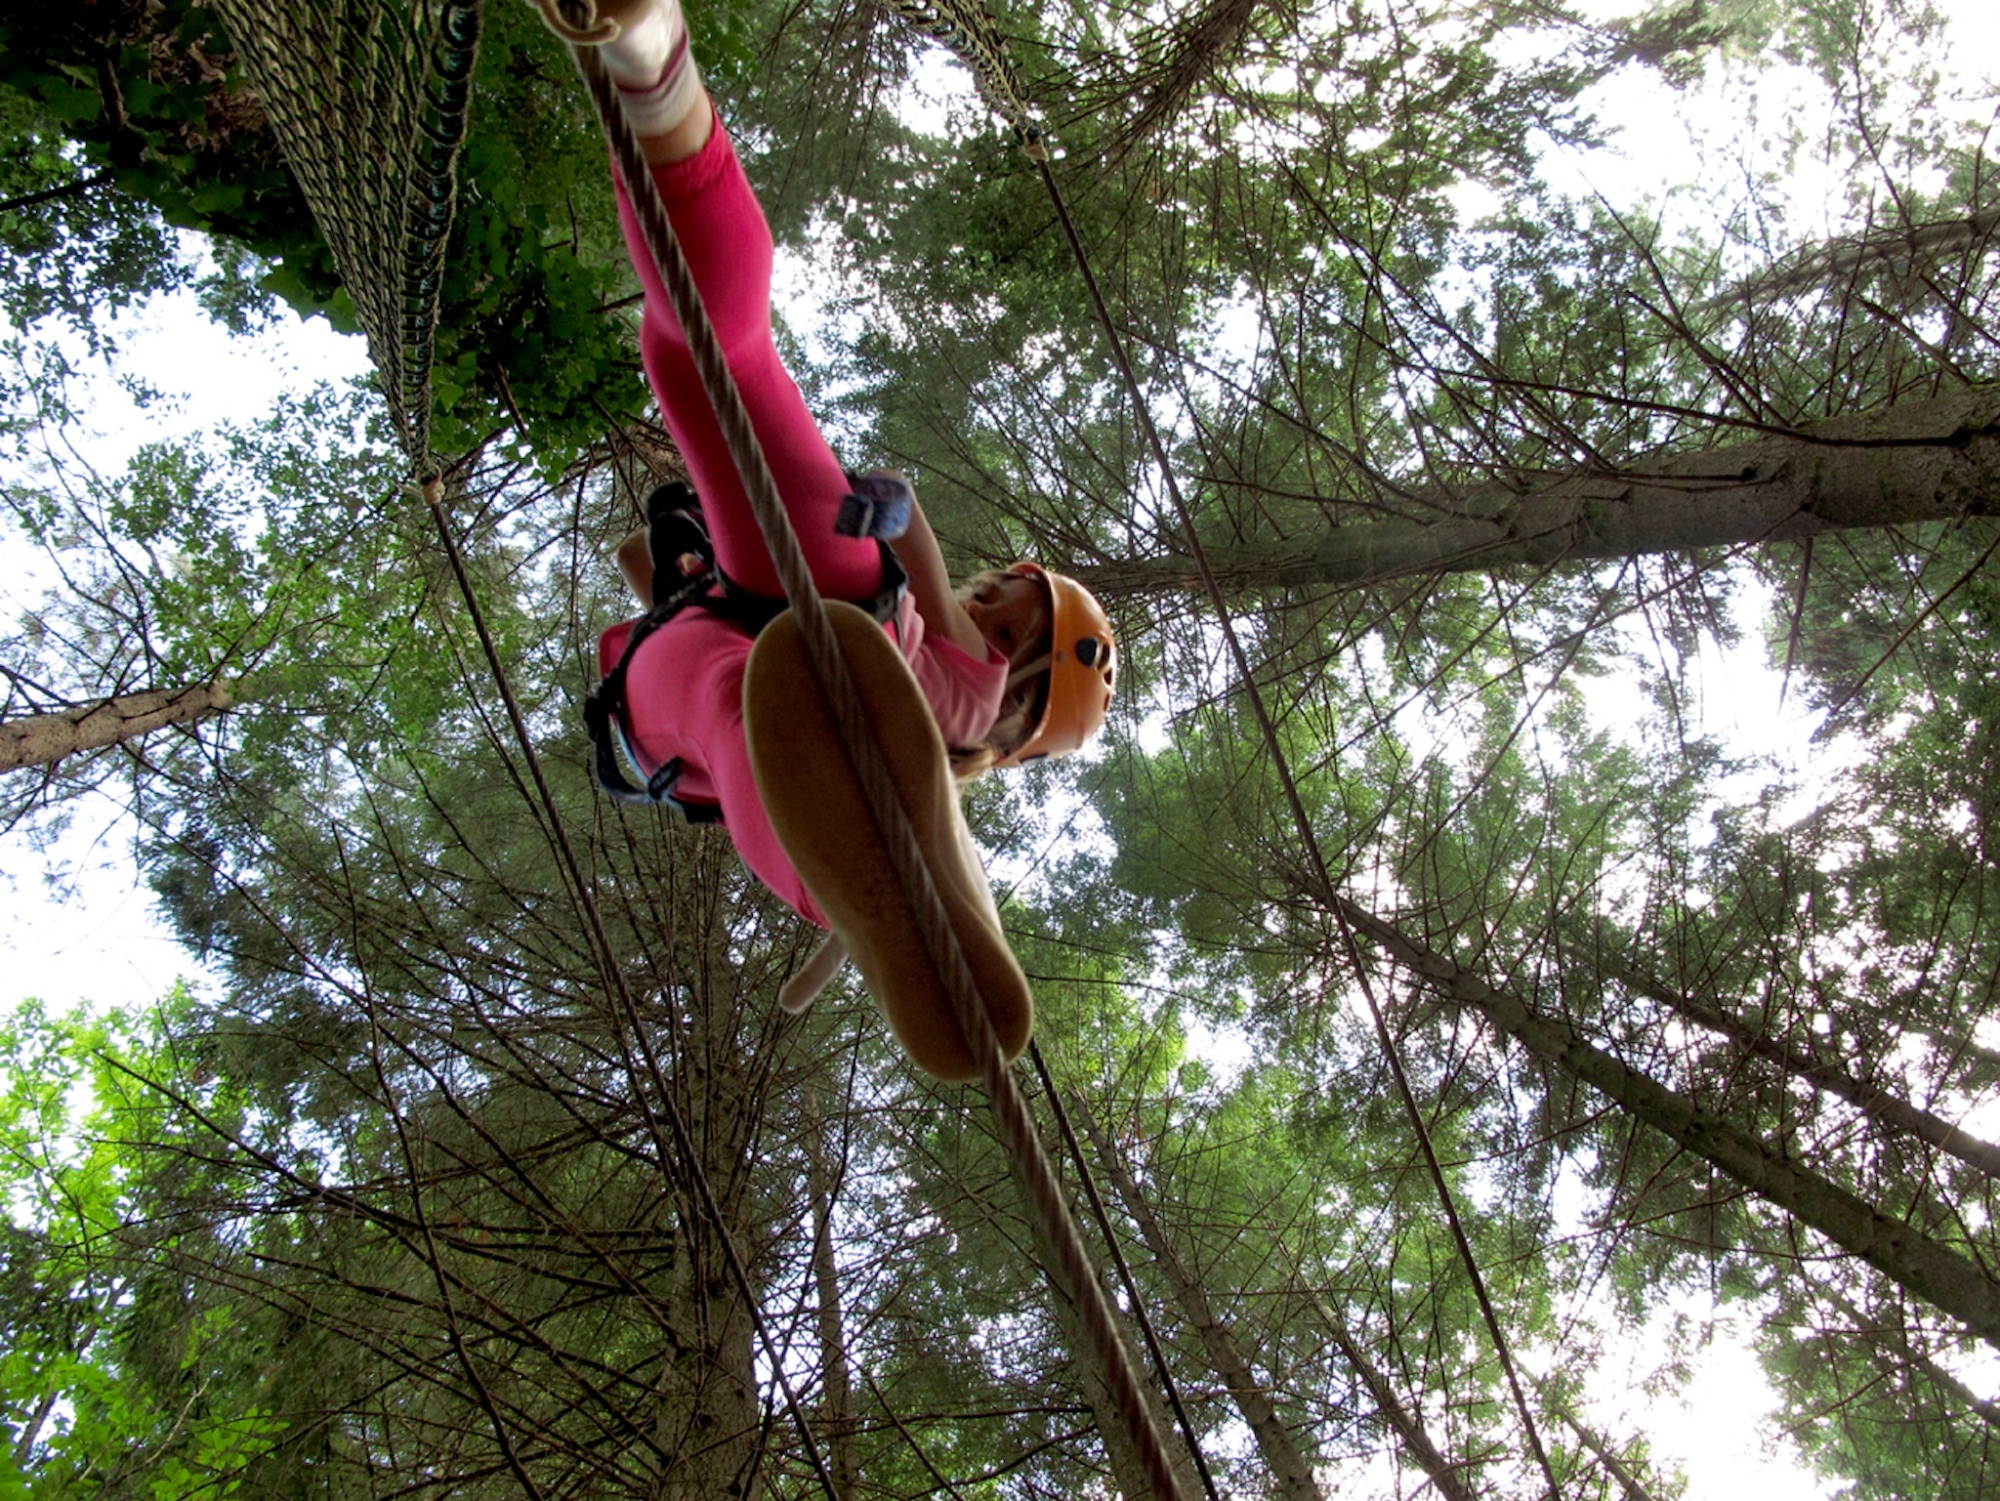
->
xmin=600 ymin=0 xmax=703 ymax=136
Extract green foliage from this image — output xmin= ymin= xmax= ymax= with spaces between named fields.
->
xmin=0 ymin=89 xmax=189 ymax=354
xmin=0 ymin=994 xmax=285 ymax=1499
xmin=0 ymin=5 xmax=343 ymax=325
xmin=5 ymin=0 xmax=2000 ymax=1494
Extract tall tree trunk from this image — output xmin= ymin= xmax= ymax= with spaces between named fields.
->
xmin=805 ymin=1090 xmax=859 ymax=1499
xmin=1897 ymin=1021 xmax=2000 ymax=1091
xmin=1817 ymin=1283 xmax=2000 ymax=1435
xmin=1080 ymin=388 xmax=2000 ymax=595
xmin=1541 ymin=1391 xmax=1664 ymax=1501
xmin=1708 ymin=207 xmax=2000 ymax=308
xmin=1862 ymin=1333 xmax=2000 ymax=1436
xmin=0 ymin=169 xmax=113 ymax=215
xmin=1609 ymin=958 xmax=2000 ymax=1182
xmin=1326 ymin=892 xmax=2000 ymax=1347
xmin=1114 ymin=0 xmax=1260 ymax=154
xmin=1010 ymin=1152 xmax=1202 ymax=1501
xmin=1297 ymin=1290 xmax=1478 ymax=1501
xmin=1076 ymin=1105 xmax=1324 ymax=1501
xmin=0 ymin=680 xmax=243 ymax=772
xmin=652 ymin=972 xmax=769 ymax=1501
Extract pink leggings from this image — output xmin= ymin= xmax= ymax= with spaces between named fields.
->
xmin=615 ymin=116 xmax=883 ymax=600
xmin=609 ymin=116 xmax=881 ymax=925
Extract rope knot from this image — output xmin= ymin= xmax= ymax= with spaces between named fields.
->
xmin=529 ymin=0 xmax=622 ymax=45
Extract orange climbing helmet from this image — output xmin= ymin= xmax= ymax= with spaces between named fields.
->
xmin=993 ymin=562 xmax=1117 ymax=768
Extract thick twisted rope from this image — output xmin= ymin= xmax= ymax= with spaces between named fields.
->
xmin=566 ymin=38 xmax=1188 ymax=1501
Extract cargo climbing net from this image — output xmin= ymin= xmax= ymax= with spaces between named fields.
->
xmin=207 ymin=0 xmax=480 ymax=472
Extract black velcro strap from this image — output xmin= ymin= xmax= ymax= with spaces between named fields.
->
xmin=645 ymin=481 xmax=714 ymax=583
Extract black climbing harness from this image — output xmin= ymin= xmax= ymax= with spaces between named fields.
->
xmin=585 ymin=479 xmax=909 ymax=822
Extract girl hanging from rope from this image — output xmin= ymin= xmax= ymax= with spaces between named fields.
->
xmin=562 ymin=0 xmax=1117 ymax=1068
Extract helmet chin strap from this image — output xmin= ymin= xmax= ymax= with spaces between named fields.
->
xmin=1000 ymin=575 xmax=1056 ymax=691
xmin=1007 ymin=653 xmax=1051 ymax=690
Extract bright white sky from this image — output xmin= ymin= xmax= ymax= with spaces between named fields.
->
xmin=0 ymin=302 xmax=368 ymax=1017
xmin=3 ymin=3 xmax=1997 ymax=1494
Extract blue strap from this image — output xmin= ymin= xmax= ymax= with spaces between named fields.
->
xmin=836 ymin=470 xmax=914 ymax=540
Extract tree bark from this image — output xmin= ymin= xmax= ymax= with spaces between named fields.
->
xmin=651 ymin=974 xmax=769 ymax=1501
xmin=1327 ymin=893 xmax=2000 ymax=1347
xmin=1300 ymin=1290 xmax=1478 ymax=1501
xmin=1077 ymin=1108 xmax=1325 ymax=1501
xmin=1610 ymin=960 xmax=2000 ymax=1183
xmin=1707 ymin=207 xmax=2000 ymax=309
xmin=0 ymin=680 xmax=242 ymax=772
xmin=1011 ymin=1152 xmax=1202 ymax=1501
xmin=1545 ymin=1397 xmax=1663 ymax=1501
xmin=805 ymin=1092 xmax=859 ymax=1499
xmin=1079 ymin=388 xmax=2000 ymax=595
xmin=1817 ymin=1284 xmax=2000 ymax=1435
xmin=1881 ymin=1344 xmax=2000 ymax=1434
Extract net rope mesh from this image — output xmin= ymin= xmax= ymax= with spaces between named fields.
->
xmin=200 ymin=0 xmax=1025 ymax=470
xmin=888 ymin=0 xmax=1040 ymax=144
xmin=206 ymin=0 xmax=482 ymax=474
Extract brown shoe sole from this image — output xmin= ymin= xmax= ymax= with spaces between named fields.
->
xmin=746 ymin=603 xmax=1034 ymax=1082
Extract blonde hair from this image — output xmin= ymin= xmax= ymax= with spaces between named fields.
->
xmin=949 ymin=568 xmax=1052 ymax=781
